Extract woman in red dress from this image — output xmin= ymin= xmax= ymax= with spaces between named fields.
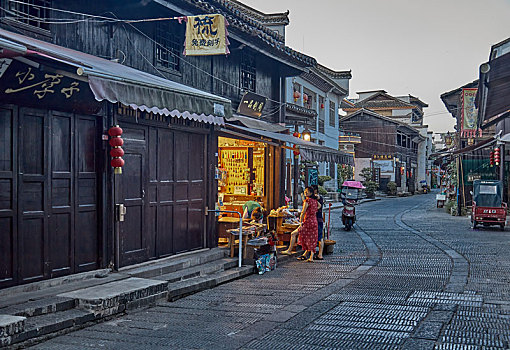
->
xmin=281 ymin=186 xmax=319 ymax=262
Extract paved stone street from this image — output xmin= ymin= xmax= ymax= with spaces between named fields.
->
xmin=30 ymin=194 xmax=510 ymax=349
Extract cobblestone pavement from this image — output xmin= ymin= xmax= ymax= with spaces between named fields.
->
xmin=31 ymin=194 xmax=510 ymax=349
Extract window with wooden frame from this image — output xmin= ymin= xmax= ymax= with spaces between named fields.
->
xmin=329 ymin=101 xmax=336 ymax=127
xmin=6 ymin=0 xmax=52 ymax=31
xmin=155 ymin=20 xmax=183 ymax=72
xmin=240 ymin=50 xmax=256 ymax=92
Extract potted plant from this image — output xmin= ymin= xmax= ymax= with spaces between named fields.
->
xmin=363 ymin=181 xmax=378 ymax=199
xmin=387 ymin=181 xmax=397 ymax=196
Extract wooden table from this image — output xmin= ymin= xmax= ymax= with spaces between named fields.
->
xmin=217 ymin=216 xmax=241 ymax=239
xmin=226 ymin=229 xmax=253 ymax=258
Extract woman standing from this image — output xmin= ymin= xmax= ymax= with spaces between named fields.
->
xmin=281 ymin=186 xmax=319 ymax=262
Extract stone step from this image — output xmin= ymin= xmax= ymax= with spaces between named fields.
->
xmin=153 ymin=258 xmax=238 ymax=283
xmin=123 ymin=248 xmax=229 ymax=279
xmin=8 ymin=308 xmax=97 ymax=346
xmin=0 ymin=296 xmax=76 ymax=318
xmin=57 ymin=278 xmax=169 ymax=316
xmin=0 ymin=315 xmax=26 ymax=347
xmin=167 ymin=266 xmax=254 ymax=301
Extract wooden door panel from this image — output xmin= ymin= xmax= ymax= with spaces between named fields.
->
xmin=74 ymin=116 xmax=99 ymax=272
xmin=19 ymin=217 xmax=45 ymax=281
xmin=156 ymin=203 xmax=173 ymax=256
xmin=50 ymin=113 xmax=73 ymax=276
xmin=75 ymin=210 xmax=98 ymax=270
xmin=188 ymin=203 xmax=203 ymax=250
xmin=18 ymin=109 xmax=48 ymax=283
xmin=118 ymin=125 xmax=148 ymax=267
xmin=174 ymin=131 xmax=189 ymax=181
xmin=173 ymin=204 xmax=188 ymax=254
xmin=0 ymin=106 xmax=16 ymax=287
xmin=0 ymin=216 xmax=14 ymax=285
xmin=49 ymin=212 xmax=72 ymax=274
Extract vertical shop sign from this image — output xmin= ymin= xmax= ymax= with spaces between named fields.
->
xmin=461 ymin=88 xmax=481 ymax=138
xmin=307 ymin=168 xmax=318 ymax=186
xmin=184 ymin=14 xmax=229 ymax=56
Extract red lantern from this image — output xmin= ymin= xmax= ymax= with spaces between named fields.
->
xmin=494 ymin=147 xmax=500 ymax=165
xmin=303 ymin=93 xmax=308 ymax=103
xmin=109 ymin=137 xmax=124 ymax=147
xmin=108 ymin=126 xmax=123 ymax=137
xmin=490 ymin=150 xmax=495 ymax=166
xmin=111 ymin=158 xmax=125 ymax=168
xmin=320 ymin=103 xmax=324 ymax=109
xmin=293 ymin=90 xmax=300 ymax=102
xmin=109 ymin=125 xmax=125 ymax=174
xmin=292 ymin=144 xmax=300 ymax=157
xmin=293 ymin=132 xmax=299 ymax=138
xmin=110 ymin=147 xmax=125 ymax=158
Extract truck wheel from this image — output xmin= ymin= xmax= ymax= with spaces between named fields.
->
xmin=500 ymin=224 xmax=505 ymax=231
xmin=472 ymin=220 xmax=477 ymax=229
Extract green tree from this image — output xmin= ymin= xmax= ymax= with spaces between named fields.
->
xmin=337 ymin=164 xmax=354 ymax=187
xmin=360 ymin=167 xmax=378 ymax=198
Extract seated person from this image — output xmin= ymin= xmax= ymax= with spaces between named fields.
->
xmin=242 ymin=200 xmax=261 ymax=220
xmin=250 ymin=206 xmax=264 ymax=224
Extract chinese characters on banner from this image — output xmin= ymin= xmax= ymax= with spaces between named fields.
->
xmin=461 ymin=88 xmax=481 ymax=138
xmin=184 ymin=14 xmax=229 ymax=56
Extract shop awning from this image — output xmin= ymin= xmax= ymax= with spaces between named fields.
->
xmin=222 ymin=124 xmax=354 ymax=165
xmin=0 ymin=28 xmax=230 ymax=126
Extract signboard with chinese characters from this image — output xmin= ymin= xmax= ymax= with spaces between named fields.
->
xmin=372 ymin=154 xmax=393 ymax=160
xmin=461 ymin=88 xmax=481 ymax=138
xmin=306 ymin=168 xmax=318 ymax=187
xmin=184 ymin=14 xmax=229 ymax=56
xmin=0 ymin=59 xmax=101 ymax=114
xmin=237 ymin=92 xmax=267 ymax=118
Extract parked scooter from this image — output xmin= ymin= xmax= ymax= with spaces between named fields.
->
xmin=340 ymin=181 xmax=365 ymax=231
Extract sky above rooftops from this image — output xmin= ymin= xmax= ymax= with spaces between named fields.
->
xmin=241 ymin=0 xmax=510 ymax=133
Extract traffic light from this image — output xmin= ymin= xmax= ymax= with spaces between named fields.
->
xmin=494 ymin=147 xmax=500 ymax=166
xmin=490 ymin=150 xmax=494 ymax=166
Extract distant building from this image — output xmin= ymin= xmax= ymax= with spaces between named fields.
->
xmin=341 ymin=109 xmax=424 ymax=193
xmin=342 ymin=90 xmax=432 ymax=189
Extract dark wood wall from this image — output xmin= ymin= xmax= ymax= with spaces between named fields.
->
xmin=44 ymin=0 xmax=283 ymax=122
xmin=341 ymin=114 xmax=397 ymax=158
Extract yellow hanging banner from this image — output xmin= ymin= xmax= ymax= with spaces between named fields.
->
xmin=185 ymin=14 xmax=229 ymax=56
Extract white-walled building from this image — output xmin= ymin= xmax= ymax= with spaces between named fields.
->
xmin=285 ymin=65 xmax=351 ymax=191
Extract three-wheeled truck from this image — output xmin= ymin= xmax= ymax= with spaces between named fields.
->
xmin=471 ymin=179 xmax=507 ymax=230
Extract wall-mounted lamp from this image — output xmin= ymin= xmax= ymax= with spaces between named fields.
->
xmin=302 ymin=127 xmax=311 ymax=142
